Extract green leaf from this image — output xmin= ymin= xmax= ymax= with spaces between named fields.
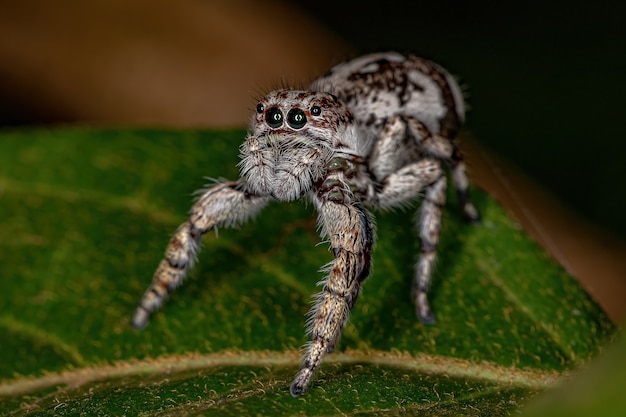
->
xmin=0 ymin=128 xmax=615 ymax=415
xmin=520 ymin=332 xmax=626 ymax=417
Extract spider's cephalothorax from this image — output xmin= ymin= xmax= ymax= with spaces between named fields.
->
xmin=132 ymin=52 xmax=480 ymax=397
xmin=239 ymin=90 xmax=360 ymax=201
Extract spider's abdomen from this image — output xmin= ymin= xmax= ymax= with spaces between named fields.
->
xmin=311 ymin=52 xmax=465 ymax=140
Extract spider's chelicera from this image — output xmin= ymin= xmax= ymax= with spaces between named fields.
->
xmin=132 ymin=52 xmax=480 ymax=397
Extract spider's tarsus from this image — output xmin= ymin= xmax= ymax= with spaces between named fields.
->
xmin=131 ymin=308 xmax=149 ymax=330
xmin=417 ymin=310 xmax=437 ymax=325
xmin=415 ymin=290 xmax=437 ymax=325
xmin=289 ymin=370 xmax=310 ymax=397
xmin=289 ymin=383 xmax=304 ymax=397
xmin=467 ymin=214 xmax=482 ymax=224
xmin=463 ymin=205 xmax=482 ymax=224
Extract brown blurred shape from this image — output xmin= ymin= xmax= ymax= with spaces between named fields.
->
xmin=0 ymin=0 xmax=351 ymax=126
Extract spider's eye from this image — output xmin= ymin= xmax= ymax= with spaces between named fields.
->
xmin=310 ymin=105 xmax=321 ymax=116
xmin=287 ymin=108 xmax=307 ymax=129
xmin=265 ymin=107 xmax=283 ymax=128
xmin=256 ymin=102 xmax=264 ymax=114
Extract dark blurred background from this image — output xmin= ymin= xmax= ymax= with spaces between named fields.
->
xmin=1 ymin=0 xmax=625 ymax=241
xmin=297 ymin=0 xmax=626 ymax=241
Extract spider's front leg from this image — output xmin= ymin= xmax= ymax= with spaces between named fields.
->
xmin=132 ymin=181 xmax=268 ymax=329
xmin=290 ymin=168 xmax=374 ymax=397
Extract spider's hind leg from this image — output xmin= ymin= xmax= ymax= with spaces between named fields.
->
xmin=404 ymin=117 xmax=481 ymax=223
xmin=370 ymin=155 xmax=446 ymax=324
xmin=368 ymin=113 xmax=482 ymax=324
xmin=374 ymin=160 xmax=446 ymax=324
xmin=413 ymin=174 xmax=447 ymax=324
xmin=450 ymin=148 xmax=481 ymax=223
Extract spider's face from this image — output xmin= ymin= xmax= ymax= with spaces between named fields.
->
xmin=239 ymin=90 xmax=357 ymax=201
xmin=251 ymin=90 xmax=354 ymax=140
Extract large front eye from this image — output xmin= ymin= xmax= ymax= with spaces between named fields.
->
xmin=265 ymin=107 xmax=283 ymax=128
xmin=287 ymin=108 xmax=307 ymax=129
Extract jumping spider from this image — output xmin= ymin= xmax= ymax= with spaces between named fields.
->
xmin=132 ymin=52 xmax=480 ymax=396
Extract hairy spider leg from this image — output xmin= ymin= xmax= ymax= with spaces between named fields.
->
xmin=132 ymin=181 xmax=268 ymax=329
xmin=404 ymin=116 xmax=480 ymax=222
xmin=413 ymin=174 xmax=447 ymax=324
xmin=290 ymin=167 xmax=374 ymax=397
xmin=364 ymin=115 xmax=446 ymax=323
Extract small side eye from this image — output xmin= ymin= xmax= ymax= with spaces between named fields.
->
xmin=265 ymin=107 xmax=283 ymax=128
xmin=287 ymin=108 xmax=307 ymax=129
xmin=256 ymin=103 xmax=264 ymax=114
xmin=310 ymin=106 xmax=321 ymax=116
